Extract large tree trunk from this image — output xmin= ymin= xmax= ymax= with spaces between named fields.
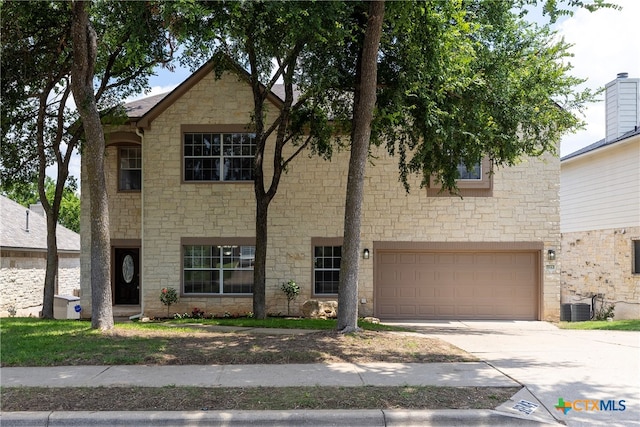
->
xmin=337 ymin=1 xmax=384 ymax=333
xmin=253 ymin=198 xmax=269 ymax=319
xmin=70 ymin=0 xmax=113 ymax=330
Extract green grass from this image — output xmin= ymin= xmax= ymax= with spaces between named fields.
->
xmin=557 ymin=319 xmax=640 ymax=331
xmin=166 ymin=316 xmax=407 ymax=331
xmin=0 ymin=318 xmax=168 ymax=366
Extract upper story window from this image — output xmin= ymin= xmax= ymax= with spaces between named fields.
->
xmin=184 ymin=132 xmax=256 ymax=182
xmin=457 ymin=161 xmax=482 ymax=180
xmin=119 ymin=147 xmax=141 ymax=191
xmin=427 ymin=157 xmax=492 ymax=197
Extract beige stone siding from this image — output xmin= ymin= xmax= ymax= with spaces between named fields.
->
xmin=1 ymin=251 xmax=80 ymax=316
xmin=561 ymin=226 xmax=640 ymax=319
xmin=83 ymin=70 xmax=561 ymax=320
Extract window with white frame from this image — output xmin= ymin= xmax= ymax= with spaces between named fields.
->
xmin=184 ymin=132 xmax=256 ymax=181
xmin=313 ymin=244 xmax=341 ymax=295
xmin=183 ymin=244 xmax=254 ymax=294
xmin=119 ymin=147 xmax=141 ymax=190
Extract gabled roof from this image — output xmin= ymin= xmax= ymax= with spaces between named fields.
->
xmin=561 ymin=126 xmax=640 ymax=162
xmin=125 ymin=92 xmax=170 ymax=119
xmin=0 ymin=196 xmax=80 ymax=253
xmin=127 ymin=58 xmax=288 ymax=129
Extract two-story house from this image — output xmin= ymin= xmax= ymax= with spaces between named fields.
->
xmin=80 ymin=60 xmax=561 ymax=321
xmin=560 ymin=73 xmax=640 ymax=319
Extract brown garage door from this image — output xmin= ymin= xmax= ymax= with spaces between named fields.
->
xmin=375 ymin=248 xmax=539 ymax=320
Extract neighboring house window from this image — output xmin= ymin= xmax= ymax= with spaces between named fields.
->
xmin=184 ymin=132 xmax=256 ymax=182
xmin=633 ymin=240 xmax=640 ymax=274
xmin=119 ymin=147 xmax=141 ymax=191
xmin=183 ymin=243 xmax=254 ymax=294
xmin=313 ymin=239 xmax=342 ymax=295
xmin=427 ymin=157 xmax=492 ymax=197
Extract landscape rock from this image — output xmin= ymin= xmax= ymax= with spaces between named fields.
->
xmin=302 ymin=300 xmax=338 ymax=319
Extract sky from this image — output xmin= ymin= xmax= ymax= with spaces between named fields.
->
xmin=63 ymin=0 xmax=640 ymax=181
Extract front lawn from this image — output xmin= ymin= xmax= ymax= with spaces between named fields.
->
xmin=0 ymin=317 xmax=471 ymax=367
xmin=557 ymin=319 xmax=640 ymax=331
xmin=167 ymin=316 xmax=406 ymax=331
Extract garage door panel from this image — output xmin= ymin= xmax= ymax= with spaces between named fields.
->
xmin=376 ymin=249 xmax=538 ymax=320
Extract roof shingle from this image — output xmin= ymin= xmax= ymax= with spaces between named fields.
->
xmin=0 ymin=195 xmax=80 ymax=252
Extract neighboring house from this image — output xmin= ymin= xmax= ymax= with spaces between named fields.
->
xmin=0 ymin=195 xmax=80 ymax=316
xmin=80 ymin=60 xmax=561 ymax=321
xmin=560 ymin=73 xmax=640 ymax=320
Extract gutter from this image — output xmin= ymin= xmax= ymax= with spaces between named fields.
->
xmin=130 ymin=127 xmax=146 ymax=321
xmin=561 ymin=132 xmax=639 ymax=165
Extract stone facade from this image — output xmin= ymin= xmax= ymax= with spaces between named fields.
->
xmin=561 ymin=226 xmax=640 ymax=319
xmin=1 ymin=251 xmax=80 ymax=316
xmin=81 ymin=68 xmax=561 ymax=320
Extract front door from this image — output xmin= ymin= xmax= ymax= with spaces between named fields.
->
xmin=114 ymin=248 xmax=140 ymax=305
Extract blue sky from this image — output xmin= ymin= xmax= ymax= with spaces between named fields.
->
xmin=64 ymin=0 xmax=640 ymax=180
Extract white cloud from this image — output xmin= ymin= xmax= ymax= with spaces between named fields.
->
xmin=554 ymin=0 xmax=640 ymax=156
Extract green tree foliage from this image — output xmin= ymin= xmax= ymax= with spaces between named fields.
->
xmin=1 ymin=177 xmax=80 ymax=233
xmin=375 ymin=1 xmax=596 ymax=193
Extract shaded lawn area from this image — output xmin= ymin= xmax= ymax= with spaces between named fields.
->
xmin=0 ymin=318 xmax=476 ymax=367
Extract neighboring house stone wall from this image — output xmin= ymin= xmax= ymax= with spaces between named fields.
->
xmin=1 ymin=251 xmax=80 ymax=316
xmin=561 ymin=226 xmax=640 ymax=319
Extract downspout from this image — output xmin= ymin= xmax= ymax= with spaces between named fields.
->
xmin=130 ymin=126 xmax=145 ymax=320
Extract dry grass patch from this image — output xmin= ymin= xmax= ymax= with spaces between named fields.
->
xmin=108 ymin=329 xmax=476 ymax=365
xmin=1 ymin=386 xmax=520 ymax=411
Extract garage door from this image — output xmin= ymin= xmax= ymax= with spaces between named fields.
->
xmin=375 ymin=250 xmax=539 ymax=320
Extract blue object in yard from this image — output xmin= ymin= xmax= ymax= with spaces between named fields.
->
xmin=74 ymin=304 xmax=82 ymax=313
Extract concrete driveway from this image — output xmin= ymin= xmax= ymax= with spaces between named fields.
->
xmin=385 ymin=320 xmax=640 ymax=427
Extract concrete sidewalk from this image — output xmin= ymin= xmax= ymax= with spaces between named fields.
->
xmin=0 ymin=362 xmax=516 ymax=388
xmin=0 ymin=362 xmax=560 ymax=426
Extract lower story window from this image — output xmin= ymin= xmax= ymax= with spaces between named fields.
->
xmin=314 ymin=245 xmax=341 ymax=294
xmin=633 ymin=240 xmax=640 ymax=274
xmin=183 ymin=244 xmax=254 ymax=294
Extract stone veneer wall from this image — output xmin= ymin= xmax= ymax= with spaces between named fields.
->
xmin=1 ymin=251 xmax=80 ymax=316
xmin=561 ymin=226 xmax=640 ymax=319
xmin=82 ymin=70 xmax=561 ymax=320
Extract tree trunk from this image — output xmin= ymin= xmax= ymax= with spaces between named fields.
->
xmin=337 ymin=1 xmax=384 ymax=333
xmin=70 ymin=0 xmax=113 ymax=330
xmin=253 ymin=197 xmax=269 ymax=319
xmin=36 ymin=92 xmax=60 ymax=319
xmin=41 ymin=214 xmax=59 ymax=318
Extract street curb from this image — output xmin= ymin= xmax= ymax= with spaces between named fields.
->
xmin=0 ymin=409 xmax=560 ymax=426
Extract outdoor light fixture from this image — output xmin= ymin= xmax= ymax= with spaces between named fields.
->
xmin=547 ymin=249 xmax=556 ymax=261
xmin=363 ymin=248 xmax=370 ymax=259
